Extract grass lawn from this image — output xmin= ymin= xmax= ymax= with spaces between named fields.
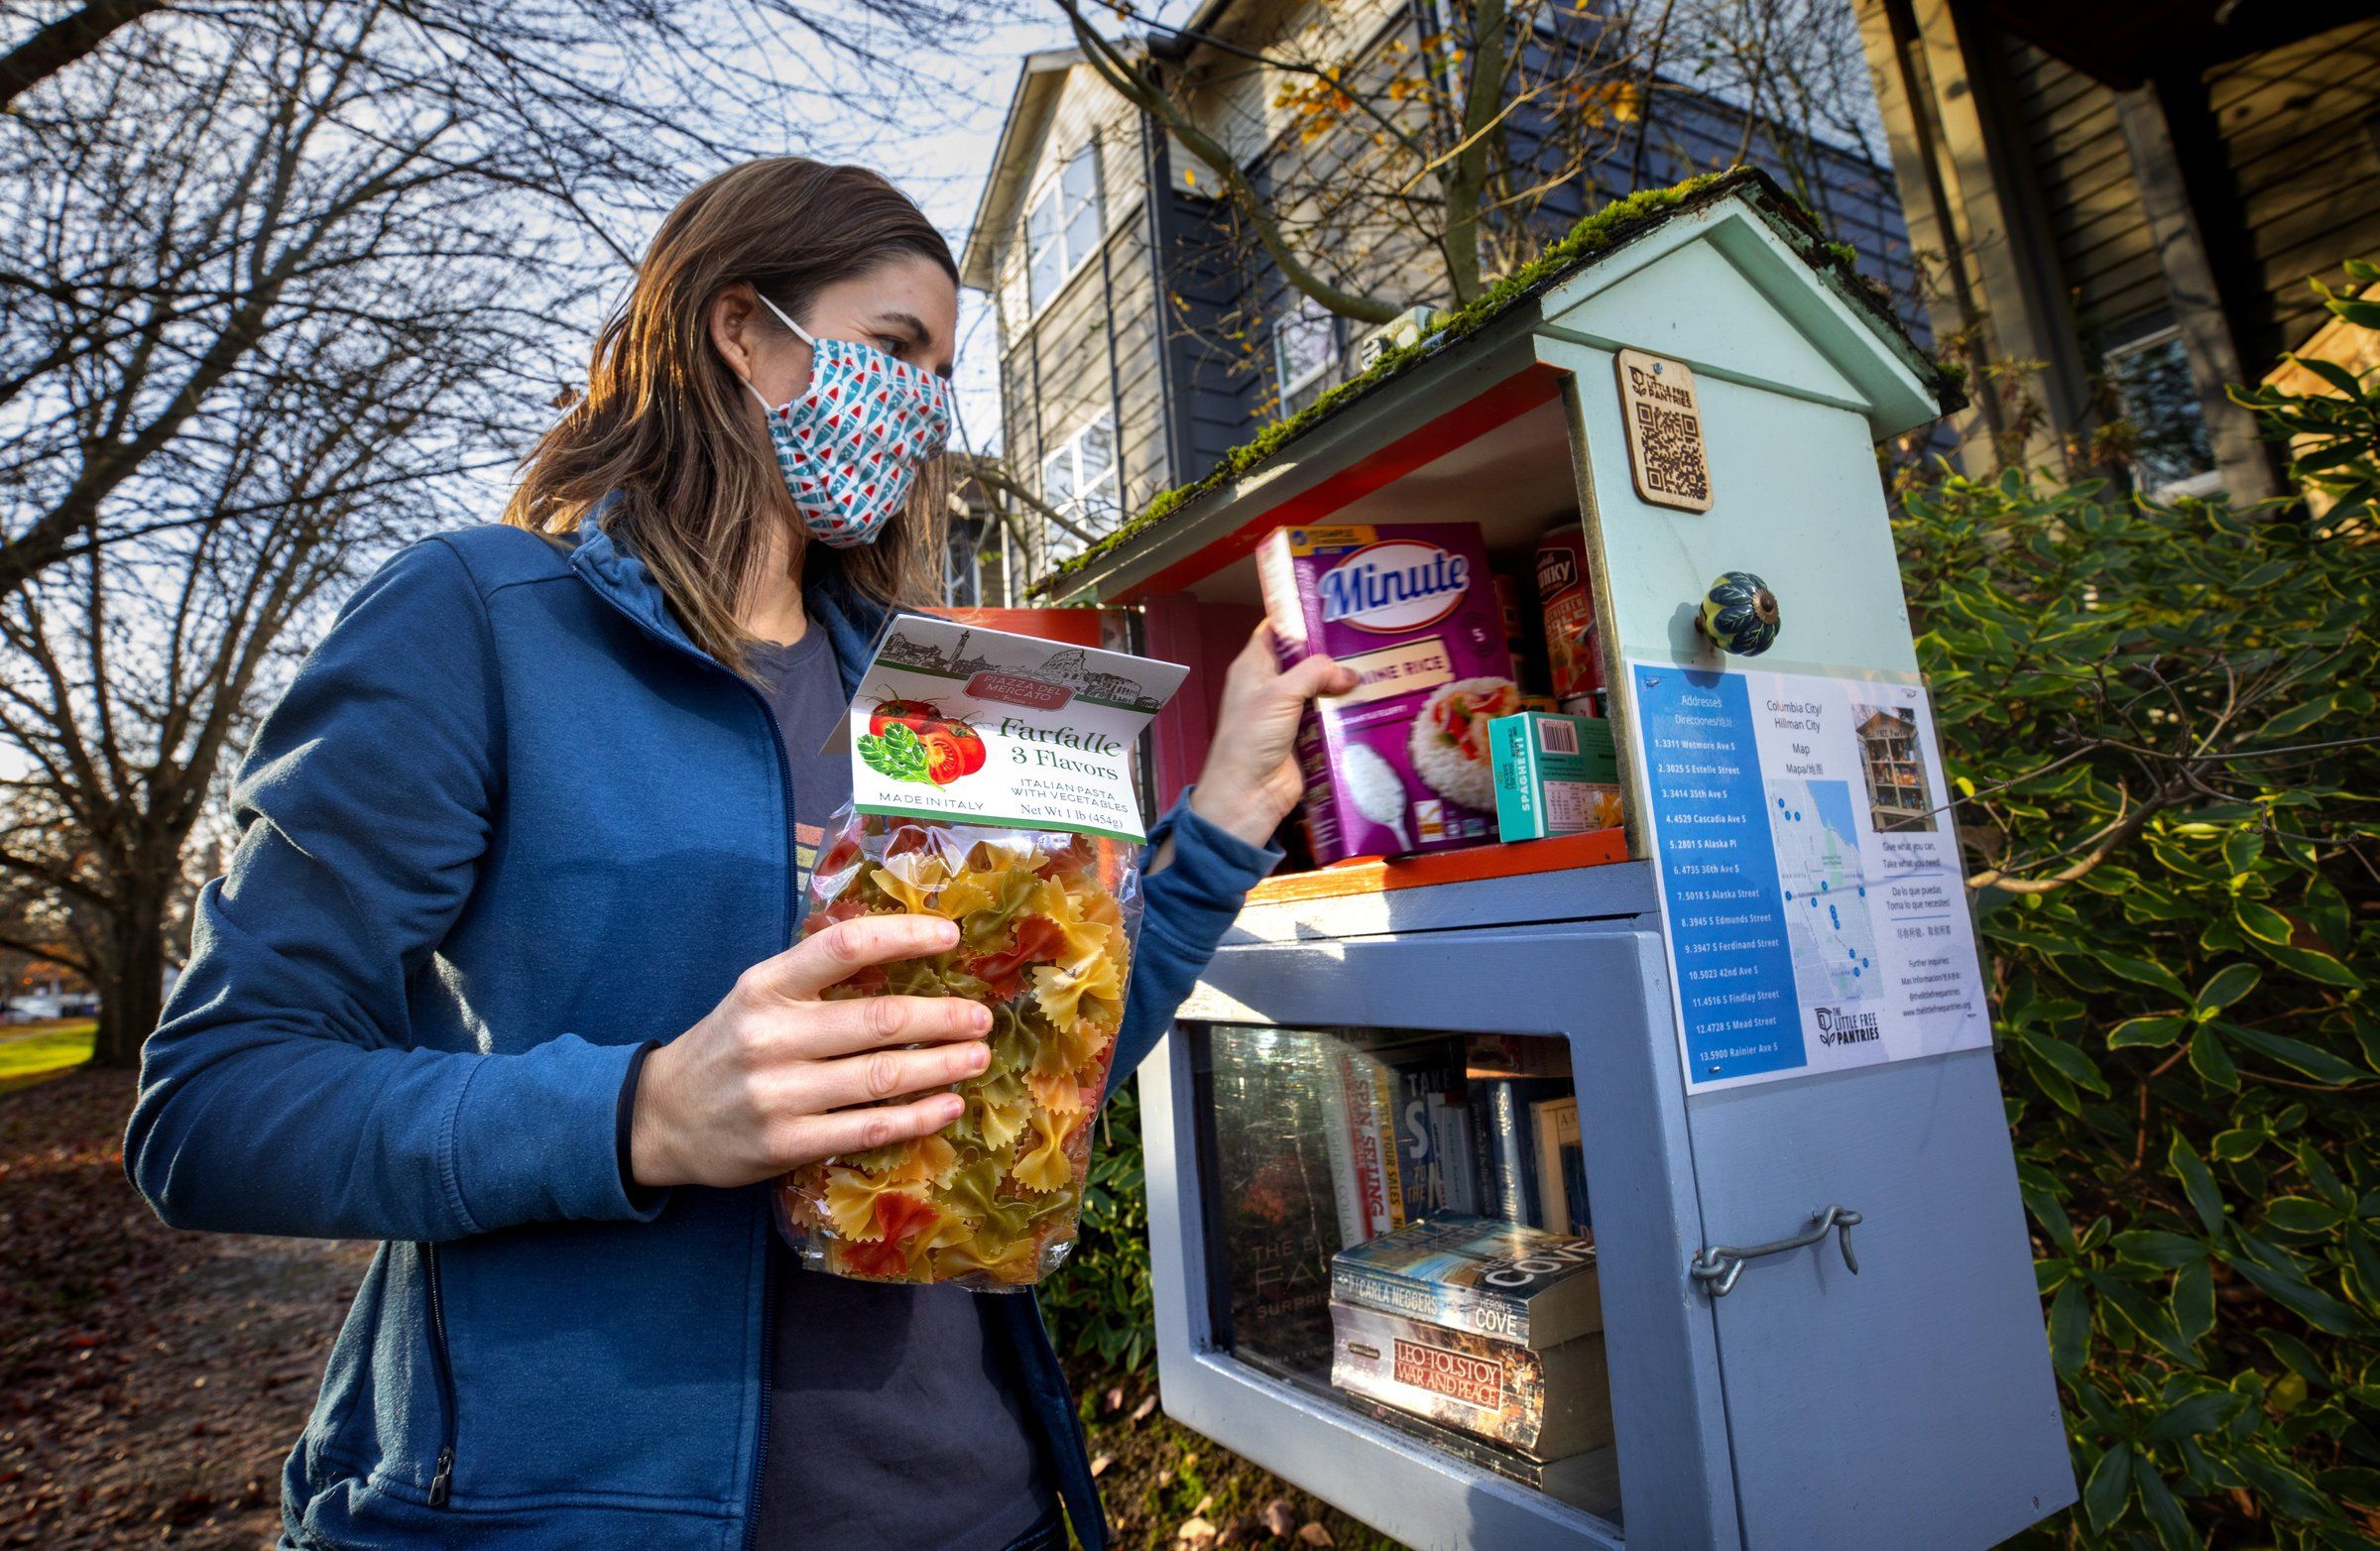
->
xmin=0 ymin=1021 xmax=98 ymax=1091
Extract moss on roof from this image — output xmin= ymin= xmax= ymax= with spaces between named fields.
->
xmin=1031 ymin=167 xmax=1957 ymax=598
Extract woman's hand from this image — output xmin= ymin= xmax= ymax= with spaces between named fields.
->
xmin=1188 ymin=623 xmax=1361 ymax=848
xmin=628 ymin=915 xmax=991 ymax=1190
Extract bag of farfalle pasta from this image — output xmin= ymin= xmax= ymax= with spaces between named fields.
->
xmin=775 ymin=614 xmax=1187 ymax=1290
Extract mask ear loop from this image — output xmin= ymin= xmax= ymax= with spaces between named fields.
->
xmin=756 ymin=291 xmax=818 ymax=348
xmin=739 ymin=291 xmax=815 ymax=416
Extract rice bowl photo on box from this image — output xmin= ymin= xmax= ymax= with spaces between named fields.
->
xmin=1410 ymin=676 xmax=1521 ymax=815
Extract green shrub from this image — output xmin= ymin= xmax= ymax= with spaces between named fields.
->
xmin=1896 ymin=298 xmax=2380 ymax=1542
xmin=1043 ymin=1079 xmax=1156 ymax=1372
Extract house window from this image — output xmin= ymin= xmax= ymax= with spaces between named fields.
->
xmin=2105 ymin=327 xmax=2220 ymax=498
xmin=1273 ymin=297 xmax=1339 ymax=417
xmin=1039 ymin=410 xmax=1120 ymax=557
xmin=1025 ymin=145 xmax=1103 ymax=313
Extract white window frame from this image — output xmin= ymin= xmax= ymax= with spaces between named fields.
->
xmin=1039 ymin=410 xmax=1121 ymax=556
xmin=1024 ymin=144 xmax=1103 ymax=316
xmin=1272 ymin=296 xmax=1340 ymax=418
xmin=2105 ymin=325 xmax=2223 ymax=500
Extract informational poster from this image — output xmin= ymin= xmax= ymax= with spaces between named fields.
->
xmin=1627 ymin=659 xmax=1990 ymax=1093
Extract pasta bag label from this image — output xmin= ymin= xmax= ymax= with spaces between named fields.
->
xmin=830 ymin=615 xmax=1188 ymax=843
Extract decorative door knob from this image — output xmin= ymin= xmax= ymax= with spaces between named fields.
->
xmin=1696 ymin=571 xmax=1780 ymax=656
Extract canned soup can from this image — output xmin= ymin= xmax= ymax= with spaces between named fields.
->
xmin=1534 ymin=524 xmax=1605 ymax=717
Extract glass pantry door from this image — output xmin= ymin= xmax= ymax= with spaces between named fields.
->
xmin=1152 ymin=924 xmax=1736 ymax=1551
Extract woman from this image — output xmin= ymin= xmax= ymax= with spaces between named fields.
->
xmin=126 ymin=158 xmax=1352 ymax=1551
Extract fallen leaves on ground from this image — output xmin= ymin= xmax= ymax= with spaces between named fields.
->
xmin=1063 ymin=1360 xmax=1405 ymax=1550
xmin=0 ymin=1067 xmax=372 ymax=1549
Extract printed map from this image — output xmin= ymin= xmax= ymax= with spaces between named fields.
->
xmin=1769 ymin=778 xmax=1877 ymax=1003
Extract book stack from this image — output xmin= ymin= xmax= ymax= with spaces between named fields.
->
xmin=1327 ymin=1215 xmax=1613 ymax=1503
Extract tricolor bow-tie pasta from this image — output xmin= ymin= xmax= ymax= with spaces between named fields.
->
xmin=774 ymin=815 xmax=1140 ymax=1290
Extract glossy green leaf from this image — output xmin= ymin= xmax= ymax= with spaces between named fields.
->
xmin=2234 ymin=1451 xmax=2343 ymax=1523
xmin=2188 ymin=1024 xmax=2239 ymax=1091
xmin=2235 ymin=898 xmax=2296 ymax=945
xmin=2023 ymin=1028 xmax=2110 ymax=1096
xmin=2345 ymin=1228 xmax=2380 ymax=1314
xmin=2221 ymin=1020 xmax=2368 ymax=1084
xmin=2022 ymin=1180 xmax=2079 ymax=1256
xmin=2089 ymin=1270 xmax=2200 ymax=1365
xmin=2110 ymin=1230 xmax=2203 ymax=1267
xmin=2266 ymin=1196 xmax=2345 ymax=1234
xmin=2049 ymin=1279 xmax=2091 ymax=1377
xmin=2254 ymin=939 xmax=2368 ymax=991
xmin=2099 ymin=951 xmax=2193 ymax=1000
xmin=2193 ymin=962 xmax=2262 ymax=1016
xmin=2109 ymin=1014 xmax=2188 ymax=1049
xmin=2210 ymin=1127 xmax=2266 ymax=1162
xmin=2082 ymin=1442 xmax=2133 ymax=1531
xmin=2131 ymin=1463 xmax=2198 ymax=1551
xmin=2294 ymin=1140 xmax=2352 ymax=1211
xmin=2144 ymin=1387 xmax=2247 ymax=1441
xmin=2172 ymin=1256 xmax=2214 ymax=1347
xmin=2224 ymin=1251 xmax=2371 ymax=1338
xmin=2170 ymin=1133 xmax=2226 ymax=1240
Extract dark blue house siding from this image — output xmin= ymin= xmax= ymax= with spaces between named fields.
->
xmin=1135 ymin=15 xmax=1930 ymax=480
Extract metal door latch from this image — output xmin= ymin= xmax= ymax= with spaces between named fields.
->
xmin=1690 ymin=1204 xmax=1862 ymax=1296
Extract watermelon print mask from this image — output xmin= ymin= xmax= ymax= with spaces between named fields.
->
xmin=744 ymin=293 xmax=953 ymax=549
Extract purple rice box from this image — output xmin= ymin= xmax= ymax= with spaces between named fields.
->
xmin=1257 ymin=524 xmax=1519 ymax=863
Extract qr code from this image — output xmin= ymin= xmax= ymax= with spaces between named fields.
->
xmin=1634 ymin=402 xmax=1710 ymax=504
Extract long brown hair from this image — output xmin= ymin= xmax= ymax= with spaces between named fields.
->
xmin=506 ymin=159 xmax=956 ymax=669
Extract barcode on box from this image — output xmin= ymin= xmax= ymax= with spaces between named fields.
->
xmin=1536 ymin=718 xmax=1579 ymax=756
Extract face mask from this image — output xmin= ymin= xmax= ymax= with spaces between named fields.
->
xmin=742 ymin=293 xmax=953 ymax=549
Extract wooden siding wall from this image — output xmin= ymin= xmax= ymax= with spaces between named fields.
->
xmin=1147 ymin=165 xmax=1271 ymax=482
xmin=1997 ymin=38 xmax=2163 ymax=345
xmin=989 ymin=66 xmax=1164 ymax=563
xmin=2201 ymin=18 xmax=2380 ymax=367
xmin=1976 ymin=17 xmax=2380 ymax=373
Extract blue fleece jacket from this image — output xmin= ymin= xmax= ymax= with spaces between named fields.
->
xmin=124 ymin=522 xmax=1276 ymax=1550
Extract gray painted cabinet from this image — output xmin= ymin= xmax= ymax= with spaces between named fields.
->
xmin=1147 ymin=858 xmax=2070 ymax=1550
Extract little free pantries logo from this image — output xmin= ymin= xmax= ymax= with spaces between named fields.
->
xmin=1316 ymin=537 xmax=1473 ymax=633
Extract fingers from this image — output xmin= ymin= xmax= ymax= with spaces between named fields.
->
xmin=741 ymin=914 xmax=961 ymax=1002
xmin=783 ymin=1091 xmax=969 ymax=1164
xmin=797 ymin=1037 xmax=993 ymax=1113
xmin=1278 ymin=652 xmax=1361 ymax=701
xmin=798 ymin=993 xmax=992 ymax=1057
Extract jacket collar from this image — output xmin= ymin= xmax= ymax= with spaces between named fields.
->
xmin=565 ymin=496 xmax=891 ymax=700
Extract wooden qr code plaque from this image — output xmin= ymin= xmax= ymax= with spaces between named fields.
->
xmin=1613 ymin=347 xmax=1714 ymax=513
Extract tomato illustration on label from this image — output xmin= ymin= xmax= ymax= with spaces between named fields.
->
xmin=861 ymin=696 xmax=987 ymax=786
xmin=917 ymin=727 xmax=969 ymax=786
xmin=944 ymin=723 xmax=988 ymax=776
xmin=869 ymin=697 xmax=943 ymax=738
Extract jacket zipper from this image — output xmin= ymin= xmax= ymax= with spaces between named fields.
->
xmin=420 ymin=1243 xmax=459 ymax=1507
xmin=739 ymin=687 xmax=794 ymax=1551
xmin=569 ymin=554 xmax=823 ymax=1548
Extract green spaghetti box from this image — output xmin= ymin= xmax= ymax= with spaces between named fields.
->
xmin=1489 ymin=712 xmax=1620 ymax=841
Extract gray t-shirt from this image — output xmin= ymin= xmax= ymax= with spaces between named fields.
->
xmin=746 ymin=629 xmax=1058 ymax=1551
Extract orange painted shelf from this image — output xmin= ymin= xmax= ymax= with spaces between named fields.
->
xmin=1244 ymin=827 xmax=1631 ymax=906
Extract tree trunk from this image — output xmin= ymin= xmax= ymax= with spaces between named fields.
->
xmin=89 ymin=891 xmax=166 ymax=1069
